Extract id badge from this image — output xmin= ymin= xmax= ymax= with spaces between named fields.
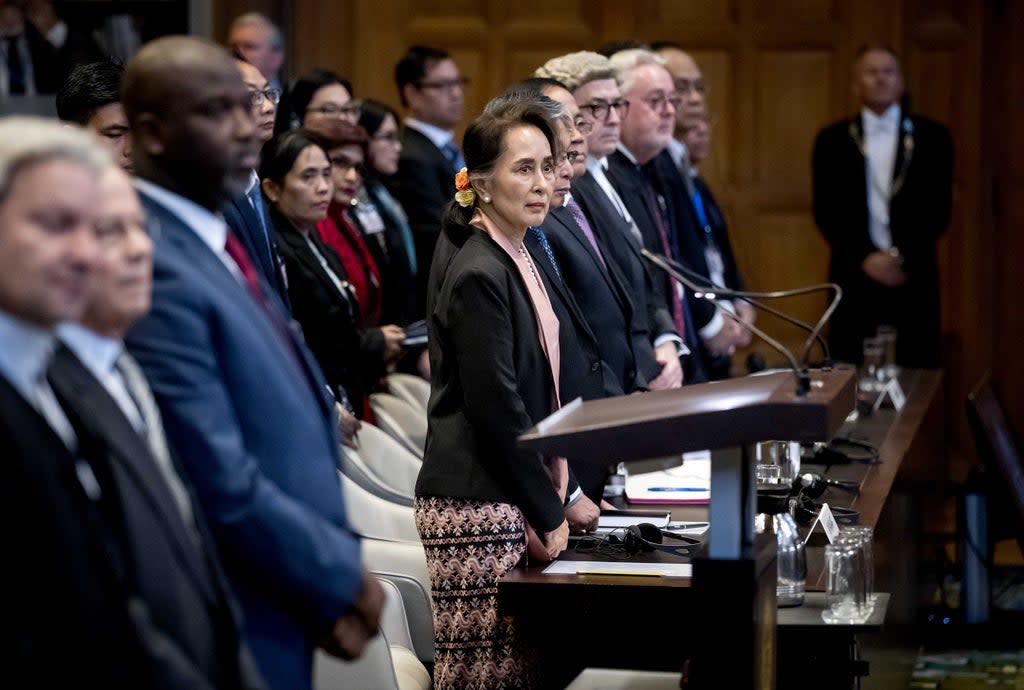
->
xmin=355 ymin=204 xmax=386 ymax=235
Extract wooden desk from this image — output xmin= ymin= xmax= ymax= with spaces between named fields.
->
xmin=500 ymin=369 xmax=943 ymax=688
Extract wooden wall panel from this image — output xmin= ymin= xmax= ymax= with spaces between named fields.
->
xmin=753 ymin=50 xmax=832 ymax=200
xmin=753 ymin=0 xmax=838 ymax=24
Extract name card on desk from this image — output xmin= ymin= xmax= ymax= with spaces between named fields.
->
xmin=804 ymin=503 xmax=841 ymax=544
xmin=872 ymin=378 xmax=906 ymax=413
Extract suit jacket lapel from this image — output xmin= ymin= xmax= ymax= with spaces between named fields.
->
xmin=548 ymin=206 xmax=631 ymax=316
xmin=523 ymin=231 xmax=600 ymax=348
xmin=139 ymin=191 xmax=335 ymax=421
xmin=49 ymin=346 xmax=219 ymax=605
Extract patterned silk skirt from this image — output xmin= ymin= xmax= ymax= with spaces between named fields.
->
xmin=414 ymin=496 xmax=540 ymax=689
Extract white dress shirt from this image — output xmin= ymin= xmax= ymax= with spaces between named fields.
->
xmin=861 ymin=104 xmax=901 ymax=251
xmin=58 ymin=322 xmax=198 ymax=531
xmin=57 ymin=323 xmax=146 ymax=432
xmin=404 ymin=117 xmax=457 ymax=152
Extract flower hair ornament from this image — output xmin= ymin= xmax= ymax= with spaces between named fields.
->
xmin=454 ymin=167 xmax=476 ymax=207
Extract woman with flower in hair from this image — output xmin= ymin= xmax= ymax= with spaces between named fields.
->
xmin=414 ymin=95 xmax=569 ymax=689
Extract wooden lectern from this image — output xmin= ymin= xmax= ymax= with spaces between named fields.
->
xmin=518 ymin=367 xmax=856 ymax=689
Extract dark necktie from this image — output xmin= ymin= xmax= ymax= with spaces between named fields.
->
xmin=639 ymin=169 xmax=686 ymax=338
xmin=5 ymin=36 xmax=25 ymax=95
xmin=565 ymin=198 xmax=606 ymax=269
xmin=528 ymin=226 xmax=562 ymax=281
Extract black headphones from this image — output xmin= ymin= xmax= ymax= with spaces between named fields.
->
xmin=575 ymin=523 xmax=704 ymax=559
xmin=803 ymin=437 xmax=880 ymax=467
xmin=619 ymin=523 xmax=703 ymax=558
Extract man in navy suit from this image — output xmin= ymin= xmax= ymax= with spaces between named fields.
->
xmin=121 ymin=36 xmax=383 ymax=690
xmin=222 ymin=56 xmax=291 ymax=311
xmin=386 ymin=45 xmax=466 ymax=313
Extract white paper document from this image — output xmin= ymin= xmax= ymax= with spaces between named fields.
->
xmin=542 ymin=560 xmax=693 ymax=578
xmin=625 ymin=450 xmax=711 ymax=504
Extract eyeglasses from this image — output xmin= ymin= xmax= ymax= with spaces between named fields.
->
xmin=330 ymin=156 xmax=367 ymax=177
xmin=249 ymin=87 xmax=281 ymax=107
xmin=674 ymin=78 xmax=707 ymax=96
xmin=560 ymin=150 xmax=582 ymax=165
xmin=579 ymin=99 xmax=630 ymax=121
xmin=372 ymin=131 xmax=401 ymax=143
xmin=639 ymin=92 xmax=682 ymax=114
xmin=573 ymin=118 xmax=593 ymax=135
xmin=415 ymin=77 xmax=469 ymax=92
xmin=307 ymin=103 xmax=361 ymax=120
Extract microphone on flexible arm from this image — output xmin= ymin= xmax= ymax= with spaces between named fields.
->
xmin=641 ymin=249 xmax=843 ymax=397
xmin=642 ymin=250 xmax=841 ymax=366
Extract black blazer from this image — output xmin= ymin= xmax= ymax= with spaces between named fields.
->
xmin=273 ymin=220 xmax=387 ymax=417
xmin=222 ymin=192 xmax=292 ymax=314
xmin=524 ymin=226 xmax=621 ymax=503
xmin=383 ymin=127 xmax=456 ymax=313
xmin=543 ymin=204 xmax=649 ymax=393
xmin=48 ymin=345 xmax=262 ymax=690
xmin=0 ymin=374 xmax=149 ymax=687
xmin=572 ymin=170 xmax=678 ymax=341
xmin=418 ymin=221 xmax=566 ymax=533
xmin=605 ymin=150 xmax=714 ymax=330
xmin=812 ymin=112 xmax=952 ymax=366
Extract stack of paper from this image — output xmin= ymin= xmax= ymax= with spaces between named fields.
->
xmin=625 ymin=450 xmax=711 ymax=504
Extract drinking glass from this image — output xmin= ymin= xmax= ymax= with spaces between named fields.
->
xmin=860 ymin=337 xmax=885 ymax=392
xmin=822 ymin=539 xmax=871 ymax=624
xmin=876 ymin=325 xmax=899 ymax=380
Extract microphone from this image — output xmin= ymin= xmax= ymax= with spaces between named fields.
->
xmin=642 ymin=249 xmax=833 ymax=396
xmin=641 ymin=249 xmax=840 ymax=365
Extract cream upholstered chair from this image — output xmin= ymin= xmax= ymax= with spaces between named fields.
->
xmin=339 ymin=471 xmax=419 ymax=542
xmin=369 ymin=393 xmax=427 ymax=458
xmin=340 ymin=446 xmax=414 ymax=506
xmin=362 ymin=538 xmax=434 ymax=665
xmin=353 ymin=423 xmax=421 ymax=497
xmin=313 ymin=578 xmax=431 ymax=690
xmin=386 ymin=372 xmax=431 ymax=412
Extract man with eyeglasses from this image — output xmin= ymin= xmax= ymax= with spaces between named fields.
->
xmin=654 ymin=42 xmax=754 ymax=380
xmin=607 ymin=49 xmax=746 ymax=384
xmin=387 ymin=44 xmax=467 ymax=314
xmin=55 ymin=59 xmax=133 ymax=172
xmin=537 ymin=50 xmax=686 ymax=395
xmin=221 ymin=56 xmax=291 ymax=312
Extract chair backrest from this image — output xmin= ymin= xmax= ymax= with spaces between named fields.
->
xmin=387 ymin=372 xmax=431 ymax=411
xmin=370 ymin=393 xmax=427 ymax=458
xmin=355 ymin=423 xmax=422 ymax=497
xmin=340 ymin=447 xmax=414 ymax=507
xmin=313 ymin=628 xmax=398 ymax=690
xmin=313 ymin=578 xmax=430 ymax=690
xmin=967 ymin=376 xmax=1024 ymax=549
xmin=339 ymin=470 xmax=420 ymax=542
xmin=362 ymin=538 xmax=435 ymax=665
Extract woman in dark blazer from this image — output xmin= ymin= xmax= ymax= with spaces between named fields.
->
xmin=415 ymin=97 xmax=569 ymax=689
xmin=259 ymin=130 xmax=402 ymax=418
